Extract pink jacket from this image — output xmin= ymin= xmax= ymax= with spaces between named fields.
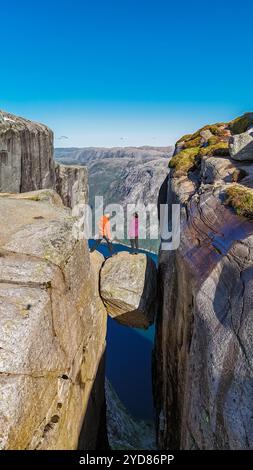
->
xmin=129 ymin=216 xmax=139 ymax=238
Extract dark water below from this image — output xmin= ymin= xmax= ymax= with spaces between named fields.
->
xmin=88 ymin=240 xmax=157 ymax=421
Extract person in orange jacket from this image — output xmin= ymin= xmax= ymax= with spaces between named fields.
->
xmin=90 ymin=213 xmax=114 ymax=256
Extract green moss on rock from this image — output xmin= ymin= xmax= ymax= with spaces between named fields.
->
xmin=169 ymin=147 xmax=200 ymax=175
xmin=206 ymin=124 xmax=227 ymax=136
xmin=207 ymin=135 xmax=220 ymax=146
xmin=177 ymin=133 xmax=194 ymax=143
xmin=169 ymin=140 xmax=229 ymax=177
xmin=198 ymin=141 xmax=229 ymax=157
xmin=225 ymin=184 xmax=253 ymax=219
xmin=170 ymin=115 xmax=252 ymax=178
xmin=229 ymin=113 xmax=253 ymax=135
xmin=182 ymin=136 xmax=203 ymax=148
xmin=176 ymin=123 xmax=227 ymax=147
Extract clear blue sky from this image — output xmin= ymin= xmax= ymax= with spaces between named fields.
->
xmin=1 ymin=0 xmax=253 ymax=147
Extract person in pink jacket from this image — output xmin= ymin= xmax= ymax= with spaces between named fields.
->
xmin=129 ymin=212 xmax=139 ymax=254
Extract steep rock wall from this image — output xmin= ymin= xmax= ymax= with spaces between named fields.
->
xmin=0 ymin=191 xmax=107 ymax=449
xmin=0 ymin=111 xmax=55 ymax=193
xmin=0 ymin=110 xmax=86 ymax=209
xmin=55 ymin=162 xmax=88 ymax=209
xmin=154 ymin=115 xmax=253 ymax=449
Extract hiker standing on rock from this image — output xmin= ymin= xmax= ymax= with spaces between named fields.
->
xmin=90 ymin=213 xmax=114 ymax=256
xmin=129 ymin=212 xmax=139 ymax=254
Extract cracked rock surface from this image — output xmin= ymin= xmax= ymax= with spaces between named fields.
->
xmin=0 ymin=191 xmax=107 ymax=449
xmin=154 ymin=116 xmax=253 ymax=449
xmin=0 ymin=110 xmax=55 ymax=193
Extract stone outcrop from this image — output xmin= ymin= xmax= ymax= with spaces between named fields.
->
xmin=55 ymin=162 xmax=88 ymax=209
xmin=100 ymin=252 xmax=157 ymax=329
xmin=0 ymin=110 xmax=87 ymax=210
xmin=154 ymin=114 xmax=253 ymax=450
xmin=229 ymin=127 xmax=253 ymax=161
xmin=0 ymin=110 xmax=55 ymax=193
xmin=0 ymin=191 xmax=107 ymax=450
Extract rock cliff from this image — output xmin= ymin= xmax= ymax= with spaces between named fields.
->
xmin=0 ymin=111 xmax=55 ymax=193
xmin=0 ymin=110 xmax=86 ymax=209
xmin=0 ymin=111 xmax=159 ymax=450
xmin=0 ymin=191 xmax=107 ymax=449
xmin=154 ymin=114 xmax=253 ymax=449
xmin=54 ymin=162 xmax=88 ymax=208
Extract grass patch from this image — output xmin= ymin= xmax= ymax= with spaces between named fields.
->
xmin=169 ymin=141 xmax=229 ymax=177
xmin=225 ymin=184 xmax=253 ymax=219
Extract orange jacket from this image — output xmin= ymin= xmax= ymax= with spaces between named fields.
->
xmin=98 ymin=215 xmax=111 ymax=239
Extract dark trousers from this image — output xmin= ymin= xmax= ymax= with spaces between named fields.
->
xmin=130 ymin=237 xmax=139 ymax=253
xmin=90 ymin=236 xmax=114 ymax=256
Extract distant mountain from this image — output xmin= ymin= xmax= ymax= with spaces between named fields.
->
xmin=55 ymin=146 xmax=173 ymax=164
xmin=54 ymin=146 xmax=174 ymax=252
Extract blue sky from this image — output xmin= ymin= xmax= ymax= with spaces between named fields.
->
xmin=1 ymin=0 xmax=253 ymax=147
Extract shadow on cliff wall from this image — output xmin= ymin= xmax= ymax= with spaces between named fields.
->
xmin=78 ymin=352 xmax=109 ymax=450
xmin=213 ymin=263 xmax=240 ymax=328
xmin=197 ymin=261 xmax=253 ymax=448
xmin=157 ymin=174 xmax=169 ymax=223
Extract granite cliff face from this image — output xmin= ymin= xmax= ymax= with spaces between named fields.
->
xmin=0 ymin=111 xmax=55 ymax=193
xmin=0 ymin=110 xmax=85 ymax=209
xmin=54 ymin=162 xmax=88 ymax=208
xmin=154 ymin=114 xmax=253 ymax=449
xmin=5 ymin=109 xmax=252 ymax=450
xmin=0 ymin=191 xmax=107 ymax=449
xmin=0 ymin=112 xmax=106 ymax=449
xmin=0 ymin=111 xmax=159 ymax=449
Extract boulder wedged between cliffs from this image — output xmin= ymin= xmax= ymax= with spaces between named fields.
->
xmin=100 ymin=251 xmax=157 ymax=329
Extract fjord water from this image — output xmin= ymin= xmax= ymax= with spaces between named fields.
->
xmin=88 ymin=240 xmax=156 ymax=421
